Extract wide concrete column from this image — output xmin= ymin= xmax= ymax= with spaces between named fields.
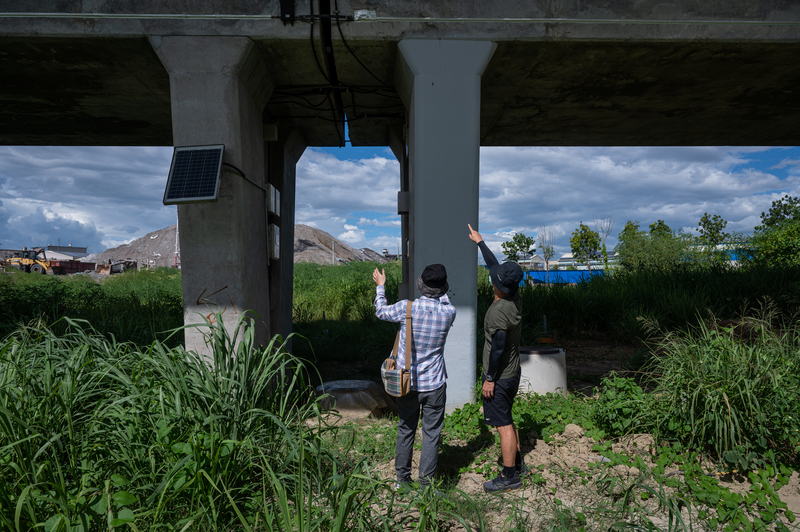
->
xmin=152 ymin=36 xmax=273 ymax=358
xmin=266 ymin=128 xmax=306 ymax=346
xmin=396 ymin=39 xmax=496 ymax=409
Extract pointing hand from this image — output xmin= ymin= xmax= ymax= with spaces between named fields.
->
xmin=468 ymin=224 xmax=483 ymax=244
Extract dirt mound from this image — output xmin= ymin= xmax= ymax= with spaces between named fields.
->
xmin=294 ymin=224 xmax=388 ymax=265
xmin=84 ymin=224 xmax=388 ymax=268
xmin=85 ymin=225 xmax=178 ymax=268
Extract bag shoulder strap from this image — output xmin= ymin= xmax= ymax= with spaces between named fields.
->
xmin=404 ymin=300 xmax=412 ymax=371
xmin=390 ymin=330 xmax=400 ymax=359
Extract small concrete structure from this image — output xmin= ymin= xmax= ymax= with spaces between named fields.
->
xmin=519 ymin=347 xmax=567 ymax=396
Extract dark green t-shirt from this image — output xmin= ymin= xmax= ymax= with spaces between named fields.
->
xmin=482 ymin=292 xmax=522 ymax=381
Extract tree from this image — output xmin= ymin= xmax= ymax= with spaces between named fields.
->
xmin=696 ymin=213 xmax=730 ymax=264
xmin=569 ymin=222 xmax=601 ymax=272
xmin=755 ymin=195 xmax=800 ymax=231
xmin=501 ymin=232 xmax=536 ymax=264
xmin=751 ymin=221 xmax=800 ymax=267
xmin=648 ymin=219 xmax=671 ymax=238
xmin=595 ymin=213 xmax=614 ymax=270
xmin=537 ymin=225 xmax=556 ymax=285
xmin=616 ymin=219 xmax=697 ymax=272
xmin=747 ymin=195 xmax=800 ymax=267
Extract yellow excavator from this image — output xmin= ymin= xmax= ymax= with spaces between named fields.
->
xmin=4 ymin=247 xmax=51 ymax=274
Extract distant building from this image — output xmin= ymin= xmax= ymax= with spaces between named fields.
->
xmin=46 ymin=244 xmax=88 ymax=259
xmin=556 ymin=251 xmax=619 ymax=270
xmin=517 ymin=254 xmax=546 ymax=270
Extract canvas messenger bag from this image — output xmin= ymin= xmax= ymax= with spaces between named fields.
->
xmin=380 ymin=300 xmax=412 ymax=397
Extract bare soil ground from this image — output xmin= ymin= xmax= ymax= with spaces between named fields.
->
xmin=347 ymin=418 xmax=800 ymax=531
xmin=316 ymin=336 xmax=800 ymax=530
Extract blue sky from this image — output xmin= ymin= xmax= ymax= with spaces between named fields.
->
xmin=1 ymin=144 xmax=799 ymax=257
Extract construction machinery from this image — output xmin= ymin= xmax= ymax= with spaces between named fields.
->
xmin=2 ymin=247 xmax=95 ymax=275
xmin=4 ymin=247 xmax=50 ymax=273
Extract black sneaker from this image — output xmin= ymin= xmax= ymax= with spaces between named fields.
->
xmin=483 ymin=473 xmax=522 ymax=493
xmin=516 ymin=461 xmax=532 ymax=478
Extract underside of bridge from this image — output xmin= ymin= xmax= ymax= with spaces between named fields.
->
xmin=2 ymin=38 xmax=800 ymax=147
xmin=2 ymin=0 xmax=799 ymax=408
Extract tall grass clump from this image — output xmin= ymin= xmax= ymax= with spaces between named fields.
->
xmin=647 ymin=314 xmax=800 ymax=469
xmin=0 ymin=313 xmax=474 ymax=531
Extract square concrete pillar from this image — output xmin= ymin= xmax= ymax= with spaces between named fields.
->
xmin=395 ymin=39 xmax=496 ymax=409
xmin=152 ymin=36 xmax=273 ymax=359
xmin=266 ymin=128 xmax=306 ymax=346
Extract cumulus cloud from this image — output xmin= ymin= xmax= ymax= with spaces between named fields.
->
xmin=3 ymin=145 xmax=800 ymax=258
xmin=359 ymin=217 xmax=401 ymax=227
xmin=0 ymin=146 xmax=175 ymax=251
xmin=337 ymin=225 xmax=367 ymax=246
xmin=479 ymin=146 xmax=800 ymax=254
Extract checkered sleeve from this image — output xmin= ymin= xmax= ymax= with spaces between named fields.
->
xmin=374 ymin=286 xmax=406 ymax=323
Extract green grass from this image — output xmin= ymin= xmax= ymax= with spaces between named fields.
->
xmin=0 ymin=267 xmax=183 ymax=347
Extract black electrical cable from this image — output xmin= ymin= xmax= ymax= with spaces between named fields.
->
xmin=223 ymin=162 xmax=267 ymax=193
xmin=318 ymin=0 xmax=346 ymax=146
xmin=268 ymin=113 xmax=402 ymax=123
xmin=270 ymin=99 xmax=403 ymax=111
xmin=309 ymin=0 xmax=330 ymax=84
xmin=333 ymin=0 xmax=393 ymax=88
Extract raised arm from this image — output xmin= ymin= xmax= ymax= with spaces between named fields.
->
xmin=468 ymin=224 xmax=499 ymax=269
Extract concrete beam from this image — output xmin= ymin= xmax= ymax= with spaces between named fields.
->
xmin=152 ymin=35 xmax=274 ymax=360
xmin=397 ymin=39 xmax=496 ymax=410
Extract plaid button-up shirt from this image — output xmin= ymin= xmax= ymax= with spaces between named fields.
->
xmin=375 ymin=285 xmax=456 ymax=392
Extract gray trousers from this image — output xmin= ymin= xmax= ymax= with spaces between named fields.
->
xmin=395 ymin=383 xmax=446 ymax=487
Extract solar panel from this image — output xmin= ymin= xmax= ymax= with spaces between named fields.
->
xmin=163 ymin=145 xmax=224 ymax=205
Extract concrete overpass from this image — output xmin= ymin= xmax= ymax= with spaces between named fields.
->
xmin=2 ymin=1 xmax=800 ymax=408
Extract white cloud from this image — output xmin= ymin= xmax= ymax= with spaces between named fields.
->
xmin=358 ymin=217 xmax=401 ymax=227
xmin=0 ymin=146 xmax=175 ymax=252
xmin=338 ymin=227 xmax=367 ymax=246
xmin=3 ymin=145 xmax=799 ymax=258
xmin=297 ymin=149 xmax=400 ymax=213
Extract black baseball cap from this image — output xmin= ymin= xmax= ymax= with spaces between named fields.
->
xmin=489 ymin=261 xmax=523 ymax=295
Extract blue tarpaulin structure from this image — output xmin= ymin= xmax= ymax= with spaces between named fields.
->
xmin=523 ymin=270 xmax=604 ymax=285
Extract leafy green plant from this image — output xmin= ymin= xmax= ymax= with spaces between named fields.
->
xmin=592 ymin=375 xmax=650 ymax=436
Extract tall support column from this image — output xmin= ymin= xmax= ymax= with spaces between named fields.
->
xmin=152 ymin=36 xmax=273 ymax=358
xmin=266 ymin=129 xmax=307 ymax=345
xmin=396 ymin=40 xmax=496 ymax=409
xmin=389 ymin=126 xmax=411 ymax=300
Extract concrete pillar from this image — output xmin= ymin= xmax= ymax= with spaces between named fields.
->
xmin=395 ymin=39 xmax=496 ymax=409
xmin=389 ymin=126 xmax=411 ymax=300
xmin=152 ymin=36 xmax=273 ymax=358
xmin=266 ymin=128 xmax=306 ymax=345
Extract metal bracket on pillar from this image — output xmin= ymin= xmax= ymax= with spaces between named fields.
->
xmin=397 ymin=191 xmax=409 ymax=215
xmin=280 ymin=0 xmax=295 ymax=24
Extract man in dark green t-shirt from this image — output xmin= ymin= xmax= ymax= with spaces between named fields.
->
xmin=468 ymin=224 xmax=527 ymax=493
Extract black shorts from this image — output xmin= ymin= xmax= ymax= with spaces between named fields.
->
xmin=482 ymin=371 xmax=520 ymax=427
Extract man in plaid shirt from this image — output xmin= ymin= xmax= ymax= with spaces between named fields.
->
xmin=373 ymin=263 xmax=456 ymax=492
